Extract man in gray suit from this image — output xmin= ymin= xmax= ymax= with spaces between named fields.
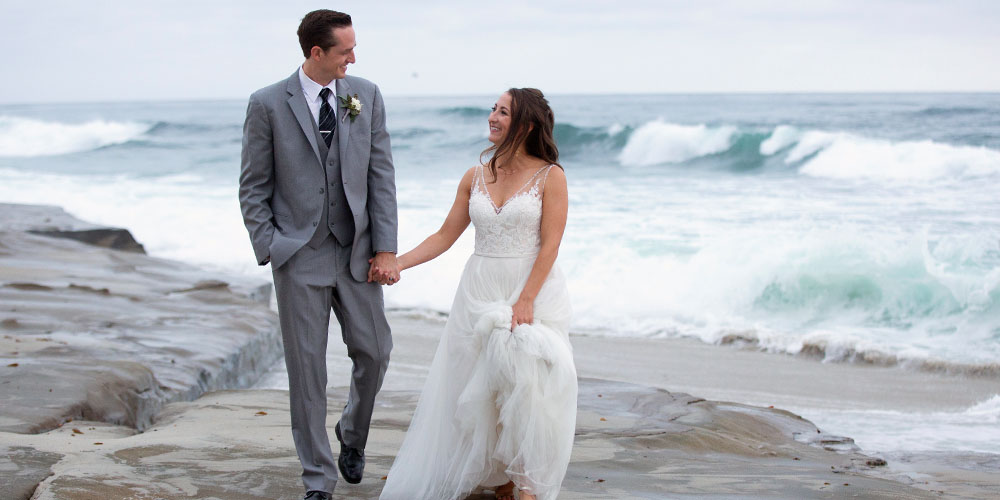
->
xmin=238 ymin=9 xmax=400 ymax=500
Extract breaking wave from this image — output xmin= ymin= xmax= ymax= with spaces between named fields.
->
xmin=618 ymin=121 xmax=738 ymax=166
xmin=562 ymin=226 xmax=1000 ymax=375
xmin=758 ymin=126 xmax=1000 ymax=181
xmin=0 ymin=116 xmax=152 ymax=157
xmin=604 ymin=118 xmax=1000 ymax=181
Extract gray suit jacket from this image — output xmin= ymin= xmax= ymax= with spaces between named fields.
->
xmin=239 ymin=71 xmax=397 ymax=281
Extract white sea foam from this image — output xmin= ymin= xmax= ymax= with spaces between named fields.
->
xmin=968 ymin=395 xmax=1000 ymax=422
xmin=763 ymin=125 xmax=1000 ymax=181
xmin=561 ymin=223 xmax=1000 ymax=369
xmin=922 ymin=231 xmax=1000 ymax=314
xmin=618 ymin=120 xmax=737 ymax=166
xmin=799 ymin=136 xmax=1000 ymax=181
xmin=759 ymin=125 xmax=800 ymax=155
xmin=784 ymin=130 xmax=843 ymax=164
xmin=794 ymin=395 xmax=1000 ymax=454
xmin=0 ymin=116 xmax=150 ymax=157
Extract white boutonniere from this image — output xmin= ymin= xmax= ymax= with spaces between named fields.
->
xmin=338 ymin=93 xmax=362 ymax=122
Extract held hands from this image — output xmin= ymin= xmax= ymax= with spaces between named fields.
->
xmin=368 ymin=252 xmax=401 ymax=286
xmin=510 ymin=298 xmax=534 ymax=332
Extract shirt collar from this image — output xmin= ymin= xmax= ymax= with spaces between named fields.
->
xmin=298 ymin=66 xmax=335 ymax=102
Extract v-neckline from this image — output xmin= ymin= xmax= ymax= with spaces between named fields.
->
xmin=479 ymin=165 xmax=550 ymax=214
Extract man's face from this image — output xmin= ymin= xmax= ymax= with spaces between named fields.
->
xmin=318 ymin=26 xmax=356 ymax=79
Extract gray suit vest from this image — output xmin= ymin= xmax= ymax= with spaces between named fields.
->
xmin=306 ymin=117 xmax=354 ymax=248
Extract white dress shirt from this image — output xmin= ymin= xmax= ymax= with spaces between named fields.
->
xmin=298 ymin=66 xmax=337 ymax=124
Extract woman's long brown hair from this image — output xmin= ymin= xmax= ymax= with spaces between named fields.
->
xmin=480 ymin=88 xmax=562 ymax=182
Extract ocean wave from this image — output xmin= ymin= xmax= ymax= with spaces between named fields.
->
xmin=759 ymin=126 xmax=1000 ymax=181
xmin=802 ymin=136 xmax=1000 ymax=181
xmin=618 ymin=120 xmax=738 ymax=166
xmin=913 ymin=106 xmax=992 ymax=117
xmin=967 ymin=395 xmax=1000 ymax=422
xmin=759 ymin=125 xmax=800 ymax=155
xmin=146 ymin=121 xmax=240 ymax=135
xmin=750 ymin=229 xmax=1000 ymax=326
xmin=605 ymin=120 xmax=1000 ymax=180
xmin=447 ymin=115 xmax=1000 ymax=181
xmin=0 ymin=115 xmax=151 ymax=157
xmin=438 ymin=106 xmax=490 ymax=119
xmin=392 ymin=126 xmax=447 ymax=140
xmin=795 ymin=395 xmax=1000 ymax=455
xmin=554 ymin=123 xmax=629 ymax=154
xmin=560 ymin=226 xmax=1000 ymax=373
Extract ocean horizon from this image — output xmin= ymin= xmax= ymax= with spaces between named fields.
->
xmin=4 ymin=90 xmax=999 ymax=107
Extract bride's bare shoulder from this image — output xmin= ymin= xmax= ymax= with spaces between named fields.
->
xmin=543 ymin=164 xmax=566 ymax=187
xmin=457 ymin=166 xmax=478 ymax=193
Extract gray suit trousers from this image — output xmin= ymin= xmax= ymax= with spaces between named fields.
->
xmin=272 ymin=235 xmax=392 ymax=493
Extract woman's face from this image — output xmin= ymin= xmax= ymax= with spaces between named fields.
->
xmin=488 ymin=92 xmax=513 ymax=144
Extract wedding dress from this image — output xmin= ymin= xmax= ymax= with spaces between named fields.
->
xmin=380 ymin=164 xmax=577 ymax=500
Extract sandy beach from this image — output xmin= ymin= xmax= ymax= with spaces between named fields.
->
xmin=2 ymin=203 xmax=998 ymax=499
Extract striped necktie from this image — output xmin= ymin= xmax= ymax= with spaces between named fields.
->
xmin=318 ymin=87 xmax=335 ymax=147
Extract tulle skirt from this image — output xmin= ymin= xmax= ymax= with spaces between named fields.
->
xmin=380 ymin=254 xmax=577 ymax=500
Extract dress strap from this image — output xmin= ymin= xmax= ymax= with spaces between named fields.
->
xmin=538 ymin=164 xmax=555 ymax=190
xmin=471 ymin=165 xmax=484 ymax=195
xmin=528 ymin=164 xmax=556 ymax=197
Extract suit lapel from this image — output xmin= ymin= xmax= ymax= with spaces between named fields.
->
xmin=285 ymin=72 xmax=323 ymax=168
xmin=335 ymin=78 xmax=352 ymax=170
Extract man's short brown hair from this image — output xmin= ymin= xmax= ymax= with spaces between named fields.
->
xmin=297 ymin=10 xmax=352 ymax=58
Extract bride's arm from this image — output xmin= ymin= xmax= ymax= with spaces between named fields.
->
xmin=512 ymin=167 xmax=568 ymax=328
xmin=397 ymin=167 xmax=475 ymax=271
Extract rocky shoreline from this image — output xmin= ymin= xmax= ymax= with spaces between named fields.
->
xmin=0 ymin=203 xmax=986 ymax=499
xmin=0 ymin=203 xmax=283 ymax=498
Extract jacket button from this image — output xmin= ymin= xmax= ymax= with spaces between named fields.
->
xmin=312 ymin=221 xmax=318 ymax=227
xmin=319 ymin=188 xmax=325 ymax=194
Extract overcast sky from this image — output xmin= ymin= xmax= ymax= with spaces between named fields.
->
xmin=2 ymin=0 xmax=998 ymax=103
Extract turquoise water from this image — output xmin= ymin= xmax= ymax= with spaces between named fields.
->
xmin=1 ymin=93 xmax=999 ymax=373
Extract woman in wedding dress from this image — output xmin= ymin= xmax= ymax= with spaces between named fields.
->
xmin=379 ymin=88 xmax=577 ymax=500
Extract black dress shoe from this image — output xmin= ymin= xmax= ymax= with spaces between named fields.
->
xmin=335 ymin=421 xmax=365 ymax=484
xmin=303 ymin=491 xmax=331 ymax=500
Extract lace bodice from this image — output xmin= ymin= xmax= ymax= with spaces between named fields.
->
xmin=469 ymin=164 xmax=554 ymax=257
